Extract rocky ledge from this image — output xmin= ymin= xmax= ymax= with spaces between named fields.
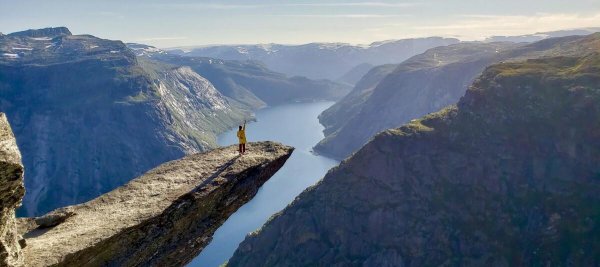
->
xmin=17 ymin=141 xmax=293 ymax=267
xmin=0 ymin=113 xmax=25 ymax=266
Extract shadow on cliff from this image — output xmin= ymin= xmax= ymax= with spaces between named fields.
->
xmin=201 ymin=155 xmax=240 ymax=187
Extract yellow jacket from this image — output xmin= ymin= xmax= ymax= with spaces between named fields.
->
xmin=237 ymin=129 xmax=246 ymax=144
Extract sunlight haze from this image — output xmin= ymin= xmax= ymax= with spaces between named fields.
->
xmin=1 ymin=0 xmax=599 ymax=47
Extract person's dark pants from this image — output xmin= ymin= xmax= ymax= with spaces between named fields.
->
xmin=239 ymin=143 xmax=246 ymax=154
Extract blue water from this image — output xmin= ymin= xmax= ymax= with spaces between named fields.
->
xmin=187 ymin=102 xmax=340 ymax=267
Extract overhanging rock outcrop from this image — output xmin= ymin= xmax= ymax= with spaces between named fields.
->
xmin=19 ymin=141 xmax=293 ymax=267
xmin=0 ymin=113 xmax=25 ymax=266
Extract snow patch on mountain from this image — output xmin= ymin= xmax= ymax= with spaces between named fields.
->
xmin=29 ymin=37 xmax=52 ymax=41
xmin=2 ymin=53 xmax=19 ymax=58
xmin=126 ymin=43 xmax=167 ymax=57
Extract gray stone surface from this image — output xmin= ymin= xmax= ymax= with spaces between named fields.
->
xmin=0 ymin=112 xmax=25 ymax=266
xmin=20 ymin=141 xmax=293 ymax=267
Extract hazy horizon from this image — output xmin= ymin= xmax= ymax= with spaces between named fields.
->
xmin=2 ymin=0 xmax=600 ymax=48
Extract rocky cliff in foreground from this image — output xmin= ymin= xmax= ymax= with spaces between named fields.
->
xmin=17 ymin=141 xmax=292 ymax=267
xmin=229 ymin=54 xmax=600 ymax=266
xmin=0 ymin=113 xmax=25 ymax=266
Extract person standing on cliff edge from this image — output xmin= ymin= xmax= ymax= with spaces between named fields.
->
xmin=237 ymin=120 xmax=247 ymax=155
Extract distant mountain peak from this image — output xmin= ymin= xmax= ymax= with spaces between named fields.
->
xmin=368 ymin=37 xmax=460 ymax=47
xmin=126 ymin=43 xmax=166 ymax=57
xmin=484 ymin=27 xmax=600 ymax=43
xmin=7 ymin=27 xmax=72 ymax=38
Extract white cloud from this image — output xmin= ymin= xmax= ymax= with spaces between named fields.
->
xmin=284 ymin=2 xmax=422 ymax=7
xmin=276 ymin=14 xmax=410 ymax=18
xmin=413 ymin=12 xmax=600 ymax=40
xmin=150 ymin=3 xmax=263 ymax=10
xmin=149 ymin=2 xmax=420 ymax=10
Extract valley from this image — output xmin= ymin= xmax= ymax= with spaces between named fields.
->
xmin=229 ymin=50 xmax=600 ymax=267
xmin=316 ymin=33 xmax=600 ymax=160
xmin=0 ymin=28 xmax=348 ymax=216
xmin=190 ymin=102 xmax=339 ymax=267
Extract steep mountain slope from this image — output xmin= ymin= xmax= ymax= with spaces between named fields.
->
xmin=137 ymin=58 xmax=248 ymax=141
xmin=229 ymin=53 xmax=600 ymax=266
xmin=336 ymin=63 xmax=374 ymax=86
xmin=316 ymin=34 xmax=600 ymax=159
xmin=315 ymin=42 xmax=519 ymax=159
xmin=130 ymin=43 xmax=351 ymax=109
xmin=0 ymin=28 xmax=247 ymax=216
xmin=319 ymin=64 xmax=397 ymax=137
xmin=168 ymin=37 xmax=459 ymax=80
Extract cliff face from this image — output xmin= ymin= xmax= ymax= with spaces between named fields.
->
xmin=140 ymin=60 xmax=248 ymax=148
xmin=0 ymin=113 xmax=25 ymax=266
xmin=315 ymin=34 xmax=600 ymax=160
xmin=314 ymin=42 xmax=518 ymax=159
xmin=318 ymin=64 xmax=397 ymax=137
xmin=0 ymin=28 xmax=249 ymax=216
xmin=228 ymin=54 xmax=600 ymax=266
xmin=19 ymin=141 xmax=292 ymax=267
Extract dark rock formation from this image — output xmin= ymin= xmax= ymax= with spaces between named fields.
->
xmin=315 ymin=34 xmax=600 ymax=160
xmin=20 ymin=141 xmax=292 ymax=267
xmin=0 ymin=113 xmax=25 ymax=266
xmin=7 ymin=27 xmax=71 ymax=38
xmin=228 ymin=54 xmax=600 ymax=266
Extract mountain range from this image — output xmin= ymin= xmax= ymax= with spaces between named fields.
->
xmin=129 ymin=43 xmax=350 ymax=109
xmin=0 ymin=27 xmax=348 ymax=216
xmin=315 ymin=33 xmax=600 ymax=159
xmin=167 ymin=37 xmax=460 ymax=80
xmin=485 ymin=27 xmax=600 ymax=43
xmin=1 ymin=25 xmax=599 ymax=267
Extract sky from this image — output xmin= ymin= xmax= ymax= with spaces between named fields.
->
xmin=1 ymin=0 xmax=600 ymax=47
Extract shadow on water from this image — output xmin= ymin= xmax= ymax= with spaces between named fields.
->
xmin=188 ymin=102 xmax=339 ymax=267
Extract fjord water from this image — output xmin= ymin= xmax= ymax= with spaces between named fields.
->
xmin=188 ymin=102 xmax=340 ymax=267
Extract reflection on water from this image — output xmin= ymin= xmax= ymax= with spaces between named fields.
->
xmin=188 ymin=102 xmax=339 ymax=267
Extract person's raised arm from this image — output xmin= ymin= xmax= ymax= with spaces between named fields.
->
xmin=243 ymin=120 xmax=246 ymax=130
